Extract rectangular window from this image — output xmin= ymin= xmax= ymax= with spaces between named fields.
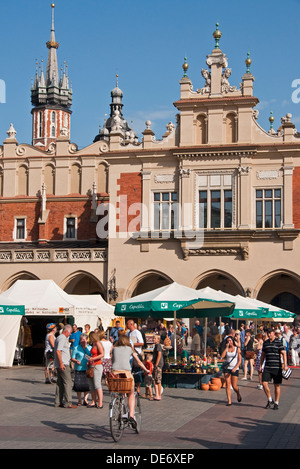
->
xmin=16 ymin=218 xmax=25 ymax=240
xmin=66 ymin=217 xmax=76 ymax=239
xmin=153 ymin=192 xmax=178 ymax=230
xmin=198 ymin=189 xmax=232 ymax=229
xmin=255 ymin=189 xmax=282 ymax=229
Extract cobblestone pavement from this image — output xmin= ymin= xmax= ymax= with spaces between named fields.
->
xmin=0 ymin=366 xmax=299 ymax=451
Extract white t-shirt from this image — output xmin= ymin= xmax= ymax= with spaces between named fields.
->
xmin=127 ymin=329 xmax=143 ymax=355
xmin=101 ymin=340 xmax=113 ymax=359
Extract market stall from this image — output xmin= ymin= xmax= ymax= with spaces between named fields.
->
xmin=0 ymin=279 xmax=98 ymax=366
xmin=0 ymin=300 xmax=25 ymax=367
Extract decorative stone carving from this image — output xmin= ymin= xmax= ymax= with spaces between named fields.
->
xmin=256 ymin=170 xmax=279 ymax=180
xmin=221 ymin=68 xmax=237 ymax=93
xmin=99 ymin=141 xmax=109 ymax=153
xmin=6 ymin=123 xmax=16 ymax=139
xmin=69 ymin=143 xmax=78 ymax=154
xmin=197 ymin=69 xmax=211 ymax=94
xmin=16 ymin=146 xmax=26 ymax=156
xmin=154 ymin=174 xmax=175 ymax=183
xmin=179 ymin=168 xmax=191 ymax=178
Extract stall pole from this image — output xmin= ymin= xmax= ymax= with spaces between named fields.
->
xmin=173 ymin=311 xmax=177 ymax=361
xmin=204 ymin=317 xmax=207 ymax=357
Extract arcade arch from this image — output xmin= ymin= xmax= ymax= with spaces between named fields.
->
xmin=61 ymin=271 xmax=105 ymax=297
xmin=192 ymin=270 xmax=244 ymax=295
xmin=125 ymin=270 xmax=173 ymax=299
xmin=255 ymin=270 xmax=300 ymax=315
xmin=1 ymin=271 xmax=40 ymax=292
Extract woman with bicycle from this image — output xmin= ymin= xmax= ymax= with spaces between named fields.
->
xmin=44 ymin=323 xmax=57 ymax=384
xmin=111 ymin=333 xmax=149 ymax=428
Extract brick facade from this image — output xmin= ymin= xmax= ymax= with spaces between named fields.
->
xmin=117 ymin=172 xmax=142 ymax=233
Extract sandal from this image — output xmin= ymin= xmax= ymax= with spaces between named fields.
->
xmin=149 ymin=397 xmax=154 ymax=401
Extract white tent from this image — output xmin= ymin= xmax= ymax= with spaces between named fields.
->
xmin=0 ymin=279 xmax=97 ymax=316
xmin=0 ymin=279 xmax=98 ymax=367
xmin=0 ymin=298 xmax=25 ymax=368
xmin=70 ymin=294 xmax=116 ymax=331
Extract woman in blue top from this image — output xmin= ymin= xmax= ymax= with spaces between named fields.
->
xmin=71 ymin=333 xmax=92 ymax=406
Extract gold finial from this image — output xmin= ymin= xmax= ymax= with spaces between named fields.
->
xmin=213 ymin=22 xmax=222 ymax=49
xmin=182 ymin=57 xmax=189 ymax=77
xmin=51 ymin=3 xmax=55 ymax=7
xmin=245 ymin=52 xmax=252 ymax=73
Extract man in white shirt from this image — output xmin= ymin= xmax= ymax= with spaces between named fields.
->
xmin=126 ymin=320 xmax=145 ymax=395
xmin=126 ymin=320 xmax=144 ymax=356
xmin=54 ymin=324 xmax=77 ymax=408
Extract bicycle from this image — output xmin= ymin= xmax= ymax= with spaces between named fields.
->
xmin=46 ymin=357 xmax=58 ymax=384
xmin=108 ymin=372 xmax=142 ymax=442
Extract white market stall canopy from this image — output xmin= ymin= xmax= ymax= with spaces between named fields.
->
xmin=70 ymin=294 xmax=116 ymax=331
xmin=0 ymin=298 xmax=25 ymax=368
xmin=0 ymin=280 xmax=97 ymax=316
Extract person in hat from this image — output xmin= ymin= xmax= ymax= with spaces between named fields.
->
xmin=259 ymin=327 xmax=288 ymax=410
xmin=44 ymin=323 xmax=57 ymax=384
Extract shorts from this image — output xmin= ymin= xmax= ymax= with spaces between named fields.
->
xmin=144 ymin=374 xmax=153 ymax=387
xmin=153 ymin=366 xmax=162 ymax=384
xmin=262 ymin=368 xmax=282 ymax=385
xmin=226 ymin=368 xmax=239 ymax=377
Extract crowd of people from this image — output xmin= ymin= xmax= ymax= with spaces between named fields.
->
xmin=44 ymin=319 xmax=165 ymax=427
xmin=219 ymin=321 xmax=300 ymax=408
xmin=44 ymin=318 xmax=300 ymax=414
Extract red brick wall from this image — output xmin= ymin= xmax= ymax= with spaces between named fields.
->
xmin=0 ymin=198 xmax=100 ymax=242
xmin=117 ymin=172 xmax=142 ymax=233
xmin=0 ymin=200 xmax=40 ymax=241
xmin=293 ymin=167 xmax=300 ymax=228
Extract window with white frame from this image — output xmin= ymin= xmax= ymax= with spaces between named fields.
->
xmin=197 ymin=173 xmax=234 ymax=229
xmin=14 ymin=218 xmax=26 ymax=241
xmin=255 ymin=188 xmax=282 ymax=229
xmin=64 ymin=216 xmax=77 ymax=239
xmin=153 ymin=192 xmax=178 ymax=230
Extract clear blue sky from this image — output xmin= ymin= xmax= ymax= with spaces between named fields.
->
xmin=1 ymin=0 xmax=300 ymax=149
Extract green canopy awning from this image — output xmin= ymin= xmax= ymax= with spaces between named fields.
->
xmin=114 ymin=282 xmax=235 ymax=318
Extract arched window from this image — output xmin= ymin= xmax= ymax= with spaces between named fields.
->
xmin=51 ymin=111 xmax=56 ymax=124
xmin=196 ymin=115 xmax=207 ymax=144
xmin=44 ymin=165 xmax=55 ymax=195
xmin=98 ymin=163 xmax=108 ymax=193
xmin=226 ymin=113 xmax=237 ymax=143
xmin=70 ymin=164 xmax=81 ymax=194
xmin=18 ymin=165 xmax=28 ymax=196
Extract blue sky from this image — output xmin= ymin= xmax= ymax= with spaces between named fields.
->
xmin=1 ymin=0 xmax=300 ymax=149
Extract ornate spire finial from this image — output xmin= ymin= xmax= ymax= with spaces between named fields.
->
xmin=245 ymin=52 xmax=252 ymax=74
xmin=182 ymin=57 xmax=189 ymax=77
xmin=269 ymin=111 xmax=275 ymax=130
xmin=116 ymin=74 xmax=119 ymax=87
xmin=47 ymin=3 xmax=59 ymax=49
xmin=213 ymin=22 xmax=222 ymax=49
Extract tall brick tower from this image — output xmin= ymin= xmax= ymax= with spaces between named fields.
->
xmin=31 ymin=4 xmax=72 ymax=150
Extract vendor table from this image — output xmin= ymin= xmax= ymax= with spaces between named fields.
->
xmin=162 ymin=372 xmax=212 ymax=389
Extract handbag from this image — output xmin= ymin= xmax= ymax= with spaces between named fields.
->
xmin=86 ymin=366 xmax=94 ymax=379
xmin=222 ymin=350 xmax=237 ymax=373
xmin=282 ymin=367 xmax=292 ymax=380
xmin=245 ymin=351 xmax=255 ymax=360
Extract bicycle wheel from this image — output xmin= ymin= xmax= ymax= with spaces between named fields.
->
xmin=47 ymin=361 xmax=57 ymax=384
xmin=109 ymin=396 xmax=125 ymax=442
xmin=134 ymin=393 xmax=142 ymax=434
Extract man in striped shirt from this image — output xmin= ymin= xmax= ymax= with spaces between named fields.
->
xmin=259 ymin=327 xmax=288 ymax=410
